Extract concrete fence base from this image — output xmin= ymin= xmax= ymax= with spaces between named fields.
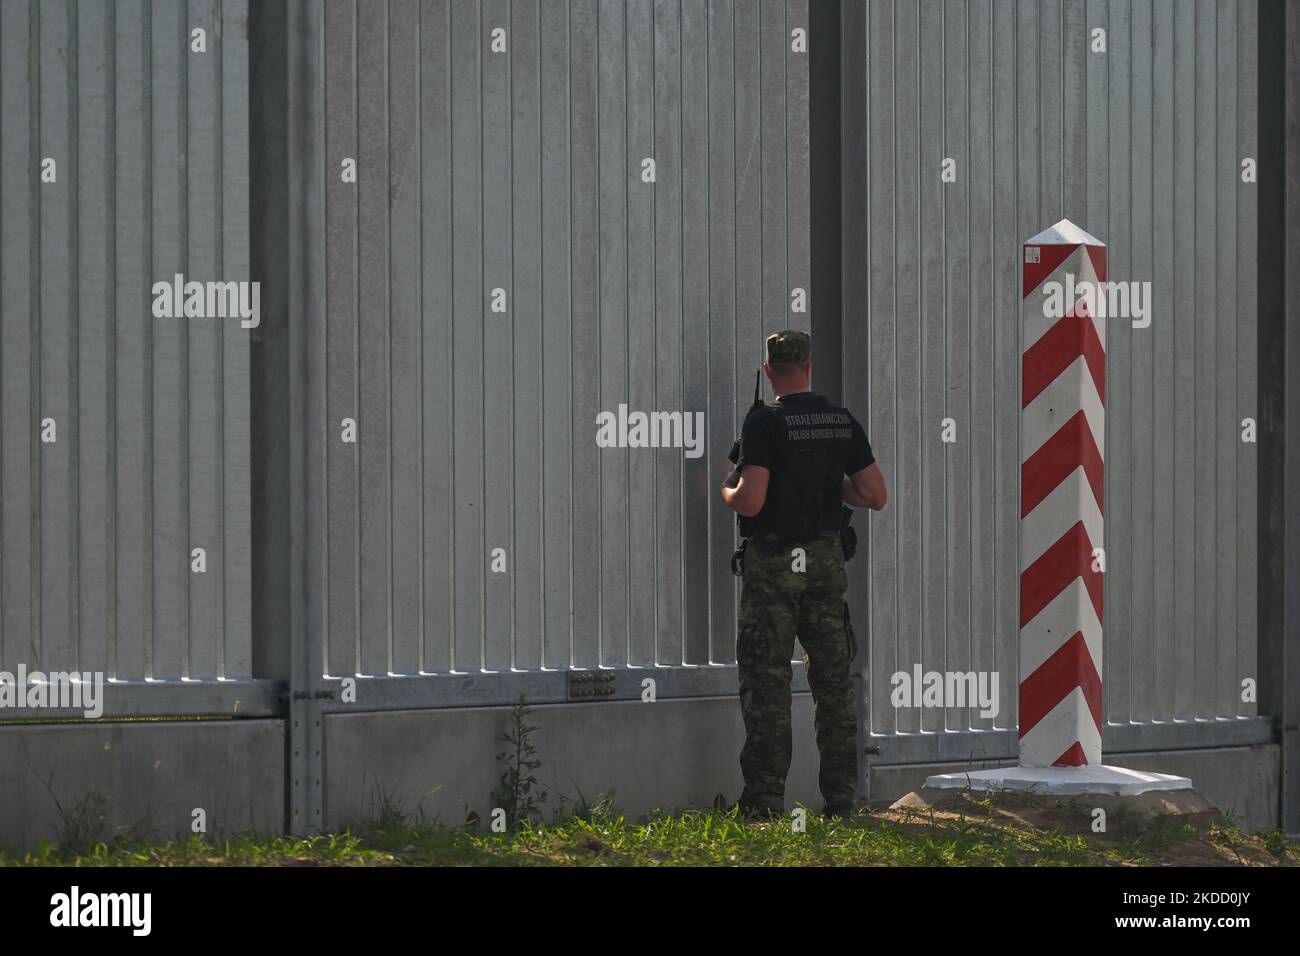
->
xmin=0 ymin=705 xmax=1282 ymax=850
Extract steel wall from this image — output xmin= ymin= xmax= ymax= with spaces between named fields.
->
xmin=0 ymin=0 xmax=1288 ymax=841
xmin=316 ymin=0 xmax=810 ymax=679
xmin=0 ymin=0 xmax=252 ymax=687
xmin=842 ymin=0 xmax=1260 ymax=752
xmin=0 ymin=0 xmax=1272 ymax=738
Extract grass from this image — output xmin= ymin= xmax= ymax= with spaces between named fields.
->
xmin=4 ymin=795 xmax=1295 ymax=867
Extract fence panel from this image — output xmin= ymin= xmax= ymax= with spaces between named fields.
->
xmin=0 ymin=0 xmax=255 ymax=713
xmin=842 ymin=0 xmax=1261 ymax=761
xmin=315 ymin=0 xmax=811 ymax=683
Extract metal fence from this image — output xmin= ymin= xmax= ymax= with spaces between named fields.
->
xmin=842 ymin=0 xmax=1267 ymax=763
xmin=0 ymin=0 xmax=271 ymax=718
xmin=314 ymin=0 xmax=810 ymax=693
xmin=0 ymin=0 xmax=1284 ymax=772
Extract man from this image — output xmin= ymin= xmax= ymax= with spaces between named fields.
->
xmin=720 ymin=330 xmax=888 ymax=819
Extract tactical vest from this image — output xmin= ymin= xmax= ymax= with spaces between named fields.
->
xmin=740 ymin=397 xmax=855 ymax=544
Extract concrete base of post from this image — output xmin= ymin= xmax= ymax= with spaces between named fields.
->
xmin=921 ymin=764 xmax=1193 ymax=796
xmin=889 ymin=780 xmax=1220 ymax=828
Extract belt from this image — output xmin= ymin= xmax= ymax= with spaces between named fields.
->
xmin=750 ymin=530 xmax=839 ymax=552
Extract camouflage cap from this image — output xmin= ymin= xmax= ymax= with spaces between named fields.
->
xmin=765 ymin=329 xmax=812 ymax=365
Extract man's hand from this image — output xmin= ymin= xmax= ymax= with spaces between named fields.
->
xmin=721 ymin=465 xmax=770 ymax=517
xmin=842 ymin=474 xmax=871 ymax=508
xmin=843 ymin=463 xmax=888 ymax=511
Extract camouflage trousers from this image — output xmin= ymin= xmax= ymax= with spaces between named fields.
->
xmin=736 ymin=534 xmax=858 ymax=814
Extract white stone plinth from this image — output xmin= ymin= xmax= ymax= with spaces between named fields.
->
xmin=924 ymin=764 xmax=1192 ymax=796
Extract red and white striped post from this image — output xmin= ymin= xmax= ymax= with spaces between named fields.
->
xmin=1018 ymin=219 xmax=1108 ymax=767
xmin=921 ymin=219 xmax=1191 ymax=796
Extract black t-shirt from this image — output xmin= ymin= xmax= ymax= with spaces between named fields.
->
xmin=736 ymin=392 xmax=875 ymax=477
xmin=733 ymin=392 xmax=875 ymax=541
